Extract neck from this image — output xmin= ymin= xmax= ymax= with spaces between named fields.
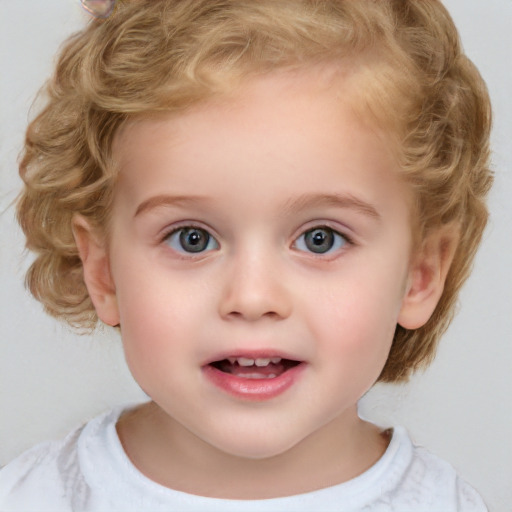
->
xmin=116 ymin=401 xmax=389 ymax=499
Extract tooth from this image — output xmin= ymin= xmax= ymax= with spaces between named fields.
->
xmin=236 ymin=372 xmax=278 ymax=379
xmin=237 ymin=357 xmax=255 ymax=367
xmin=255 ymin=358 xmax=271 ymax=367
xmin=270 ymin=357 xmax=281 ymax=364
xmin=228 ymin=357 xmax=236 ymax=364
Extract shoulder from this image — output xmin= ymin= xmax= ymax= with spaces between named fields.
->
xmin=0 ymin=426 xmax=85 ymax=511
xmin=377 ymin=426 xmax=488 ymax=511
xmin=0 ymin=407 xmax=123 ymax=512
xmin=411 ymin=444 xmax=487 ymax=510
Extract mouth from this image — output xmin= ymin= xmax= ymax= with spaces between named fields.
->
xmin=209 ymin=357 xmax=302 ymax=379
xmin=203 ymin=354 xmax=305 ymax=401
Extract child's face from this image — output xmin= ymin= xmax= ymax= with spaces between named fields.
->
xmin=103 ymin=70 xmax=415 ymax=459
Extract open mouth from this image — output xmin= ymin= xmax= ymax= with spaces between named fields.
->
xmin=209 ymin=357 xmax=301 ymax=379
xmin=203 ymin=355 xmax=306 ymax=400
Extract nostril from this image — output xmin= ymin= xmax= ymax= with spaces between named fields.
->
xmin=224 ymin=309 xmax=284 ymax=322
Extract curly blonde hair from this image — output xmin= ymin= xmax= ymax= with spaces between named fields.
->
xmin=17 ymin=0 xmax=492 ymax=382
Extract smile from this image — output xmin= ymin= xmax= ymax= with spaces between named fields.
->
xmin=203 ymin=354 xmax=305 ymax=401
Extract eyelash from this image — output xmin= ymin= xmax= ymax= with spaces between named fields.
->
xmin=161 ymin=224 xmax=353 ymax=257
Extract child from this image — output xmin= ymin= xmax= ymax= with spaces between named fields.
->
xmin=0 ymin=0 xmax=493 ymax=510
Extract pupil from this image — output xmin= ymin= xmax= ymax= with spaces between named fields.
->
xmin=180 ymin=228 xmax=208 ymax=252
xmin=305 ymin=228 xmax=334 ymax=253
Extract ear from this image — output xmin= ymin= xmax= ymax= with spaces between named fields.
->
xmin=72 ymin=215 xmax=120 ymax=327
xmin=398 ymin=224 xmax=459 ymax=330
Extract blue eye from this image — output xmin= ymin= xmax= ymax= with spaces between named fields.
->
xmin=295 ymin=227 xmax=348 ymax=254
xmin=165 ymin=227 xmax=219 ymax=253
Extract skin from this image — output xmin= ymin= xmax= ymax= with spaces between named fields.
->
xmin=74 ymin=69 xmax=452 ymax=499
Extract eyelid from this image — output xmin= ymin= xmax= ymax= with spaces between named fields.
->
xmin=292 ymin=220 xmax=355 ymax=244
xmin=160 ymin=220 xmax=219 ymax=242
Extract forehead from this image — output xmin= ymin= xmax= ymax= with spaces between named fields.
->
xmin=112 ymin=68 xmax=412 ymax=222
xmin=115 ymin=65 xmax=397 ymax=161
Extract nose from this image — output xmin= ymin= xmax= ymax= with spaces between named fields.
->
xmin=218 ymin=249 xmax=292 ymax=322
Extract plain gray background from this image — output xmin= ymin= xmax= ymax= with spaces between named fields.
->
xmin=1 ymin=1 xmax=511 ymax=510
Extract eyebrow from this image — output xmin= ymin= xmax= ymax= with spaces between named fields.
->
xmin=134 ymin=192 xmax=380 ymax=219
xmin=134 ymin=195 xmax=212 ymax=217
xmin=281 ymin=193 xmax=381 ymax=220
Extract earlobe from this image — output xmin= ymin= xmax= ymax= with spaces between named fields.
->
xmin=398 ymin=224 xmax=459 ymax=330
xmin=72 ymin=215 xmax=120 ymax=327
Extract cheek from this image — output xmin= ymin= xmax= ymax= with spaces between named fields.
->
xmin=116 ymin=292 xmax=195 ymax=400
xmin=311 ymin=293 xmax=397 ymax=400
xmin=307 ymin=268 xmax=405 ymax=361
xmin=111 ymin=264 xmax=180 ymax=367
xmin=112 ymin=261 xmax=215 ymax=371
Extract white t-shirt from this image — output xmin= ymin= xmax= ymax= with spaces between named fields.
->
xmin=0 ymin=407 xmax=487 ymax=512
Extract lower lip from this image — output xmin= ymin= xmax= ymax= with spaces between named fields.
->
xmin=202 ymin=363 xmax=305 ymax=401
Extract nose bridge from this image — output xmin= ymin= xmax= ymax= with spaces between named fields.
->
xmin=219 ymin=238 xmax=292 ymax=321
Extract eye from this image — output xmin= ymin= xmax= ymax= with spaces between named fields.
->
xmin=294 ymin=226 xmax=348 ymax=254
xmin=165 ymin=227 xmax=219 ymax=254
